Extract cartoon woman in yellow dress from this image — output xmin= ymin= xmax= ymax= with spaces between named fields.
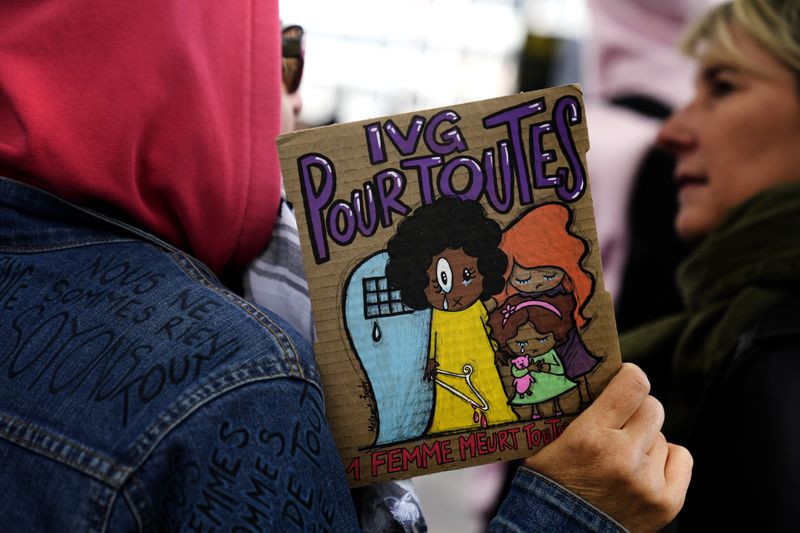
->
xmin=386 ymin=196 xmax=518 ymax=434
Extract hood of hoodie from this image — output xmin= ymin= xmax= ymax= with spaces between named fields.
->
xmin=0 ymin=0 xmax=282 ymax=283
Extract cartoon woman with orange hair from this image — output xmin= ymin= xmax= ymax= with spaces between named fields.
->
xmin=492 ymin=203 xmax=600 ymax=407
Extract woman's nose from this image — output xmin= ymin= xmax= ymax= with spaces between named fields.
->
xmin=656 ymin=106 xmax=696 ymax=155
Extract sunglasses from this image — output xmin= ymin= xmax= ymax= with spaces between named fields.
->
xmin=282 ymin=25 xmax=304 ymax=94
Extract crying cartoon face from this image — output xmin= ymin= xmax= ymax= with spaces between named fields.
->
xmin=507 ymin=322 xmax=556 ymax=356
xmin=422 ymin=247 xmax=484 ymax=312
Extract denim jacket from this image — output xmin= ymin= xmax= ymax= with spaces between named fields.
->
xmin=0 ymin=177 xmax=624 ymax=532
xmin=0 ymin=176 xmax=360 ymax=532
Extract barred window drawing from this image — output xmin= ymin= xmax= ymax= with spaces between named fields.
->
xmin=363 ymin=276 xmax=413 ymax=318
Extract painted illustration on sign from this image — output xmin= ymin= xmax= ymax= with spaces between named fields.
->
xmin=385 ymin=196 xmax=518 ymax=435
xmin=494 ymin=203 xmax=602 ymax=407
xmin=487 ymin=292 xmax=577 ymax=419
xmin=343 ymin=198 xmax=602 ymax=447
xmin=279 ymin=85 xmax=622 ymax=486
xmin=343 ymin=251 xmax=433 ymax=445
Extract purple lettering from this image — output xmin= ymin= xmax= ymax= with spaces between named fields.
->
xmin=327 ymin=200 xmax=357 ymax=246
xmin=384 ymin=116 xmax=426 ymax=156
xmin=482 ymin=99 xmax=546 ymax=204
xmin=298 ymin=153 xmax=336 ymax=264
xmin=424 ymin=110 xmax=468 ymax=155
xmin=400 ymin=155 xmax=443 ymax=205
xmin=482 ymin=143 xmax=514 ymax=213
xmin=529 ymin=121 xmax=560 ymax=188
xmin=352 ymin=184 xmax=379 ymax=236
xmin=437 ymin=156 xmax=484 ymax=201
xmin=364 ymin=122 xmax=387 ymax=164
xmin=553 ymin=95 xmax=587 ymax=202
xmin=373 ymin=169 xmax=411 ymax=226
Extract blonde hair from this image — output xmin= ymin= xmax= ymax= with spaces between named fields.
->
xmin=682 ymin=0 xmax=800 ymax=77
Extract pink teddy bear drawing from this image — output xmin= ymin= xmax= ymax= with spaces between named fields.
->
xmin=510 ymin=354 xmax=535 ymax=398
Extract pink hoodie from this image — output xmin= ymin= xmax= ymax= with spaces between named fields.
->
xmin=0 ymin=0 xmax=282 ymax=283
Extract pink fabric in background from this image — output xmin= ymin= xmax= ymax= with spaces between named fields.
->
xmin=584 ymin=0 xmax=720 ymax=297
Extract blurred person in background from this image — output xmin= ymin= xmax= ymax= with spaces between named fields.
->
xmin=279 ymin=24 xmax=305 ymax=134
xmin=623 ymin=0 xmax=800 ymax=530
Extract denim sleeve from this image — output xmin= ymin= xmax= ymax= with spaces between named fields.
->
xmin=123 ymin=377 xmax=361 ymax=532
xmin=489 ymin=468 xmax=627 ymax=533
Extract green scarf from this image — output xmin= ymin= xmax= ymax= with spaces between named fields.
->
xmin=621 ymin=181 xmax=800 ymax=436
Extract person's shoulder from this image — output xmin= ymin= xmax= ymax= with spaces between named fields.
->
xmin=754 ymin=293 xmax=800 ymax=340
xmin=0 ymin=235 xmax=321 ymax=462
xmin=167 ymin=248 xmax=318 ymax=375
xmin=117 ymin=252 xmax=357 ymax=531
xmin=0 ymin=234 xmax=337 ymax=529
xmin=113 ymin=242 xmax=324 ymax=426
xmin=709 ymin=293 xmax=800 ymax=405
xmin=680 ymin=293 xmax=800 ymax=532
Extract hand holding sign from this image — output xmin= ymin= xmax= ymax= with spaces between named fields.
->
xmin=524 ymin=363 xmax=693 ymax=532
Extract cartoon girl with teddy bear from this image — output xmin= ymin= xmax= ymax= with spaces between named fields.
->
xmin=487 ymin=292 xmax=578 ymax=419
xmin=386 ymin=196 xmax=600 ymax=434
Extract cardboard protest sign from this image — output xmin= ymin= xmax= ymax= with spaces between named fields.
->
xmin=278 ymin=85 xmax=621 ymax=487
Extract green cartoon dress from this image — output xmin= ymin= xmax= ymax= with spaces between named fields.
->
xmin=427 ymin=301 xmax=518 ymax=433
xmin=509 ymin=349 xmax=576 ymax=405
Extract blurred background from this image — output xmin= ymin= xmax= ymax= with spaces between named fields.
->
xmin=278 ymin=0 xmax=721 ymax=531
xmin=280 ymin=0 xmax=585 ymax=127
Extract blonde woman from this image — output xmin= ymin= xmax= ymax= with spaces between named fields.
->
xmin=623 ymin=1 xmax=800 ymax=530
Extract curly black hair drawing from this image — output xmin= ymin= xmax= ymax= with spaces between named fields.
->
xmin=385 ymin=196 xmax=508 ymax=310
